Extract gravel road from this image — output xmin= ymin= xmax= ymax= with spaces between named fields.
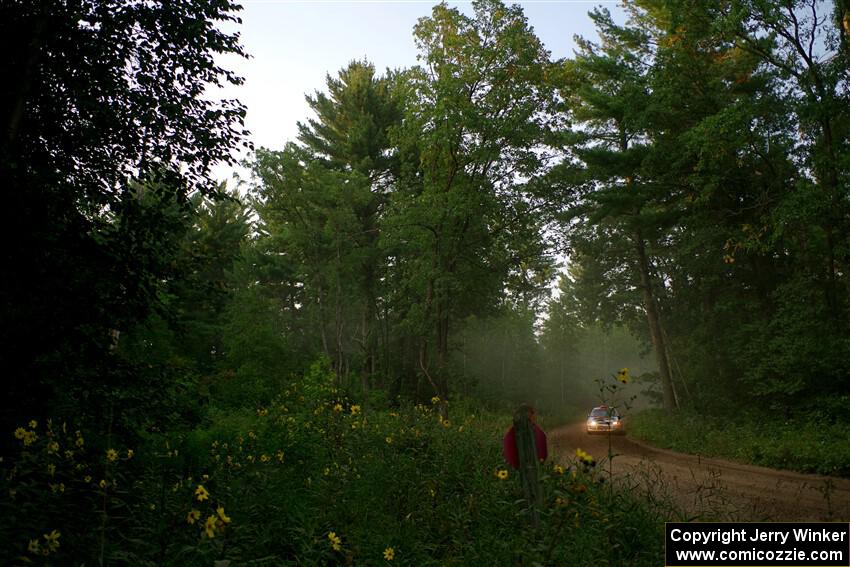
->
xmin=550 ymin=422 xmax=850 ymax=521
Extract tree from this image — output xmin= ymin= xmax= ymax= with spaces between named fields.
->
xmin=385 ymin=0 xmax=556 ymax=401
xmin=553 ymin=6 xmax=679 ymax=410
xmin=251 ymin=61 xmax=402 ymax=387
xmin=0 ymin=0 xmax=249 ymax=429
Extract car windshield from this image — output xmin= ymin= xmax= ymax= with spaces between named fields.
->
xmin=590 ymin=408 xmax=616 ymax=417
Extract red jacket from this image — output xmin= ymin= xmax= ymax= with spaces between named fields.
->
xmin=503 ymin=424 xmax=548 ymax=469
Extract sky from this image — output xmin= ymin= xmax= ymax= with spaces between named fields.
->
xmin=211 ymin=0 xmax=624 ymax=186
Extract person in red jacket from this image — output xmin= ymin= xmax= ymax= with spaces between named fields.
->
xmin=503 ymin=403 xmax=548 ymax=469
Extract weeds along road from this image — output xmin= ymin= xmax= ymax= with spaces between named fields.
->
xmin=551 ymin=422 xmax=850 ymax=522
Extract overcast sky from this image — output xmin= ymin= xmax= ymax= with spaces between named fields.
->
xmin=212 ymin=0 xmax=623 ymax=186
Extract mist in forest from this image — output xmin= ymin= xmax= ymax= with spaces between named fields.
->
xmin=452 ymin=310 xmax=658 ymax=421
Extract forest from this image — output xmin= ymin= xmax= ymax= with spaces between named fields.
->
xmin=1 ymin=0 xmax=849 ymax=564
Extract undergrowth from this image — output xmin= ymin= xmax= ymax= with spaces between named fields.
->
xmin=629 ymin=409 xmax=850 ymax=477
xmin=1 ymin=361 xmax=668 ymax=565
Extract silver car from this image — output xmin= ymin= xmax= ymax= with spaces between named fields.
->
xmin=586 ymin=406 xmax=624 ymax=434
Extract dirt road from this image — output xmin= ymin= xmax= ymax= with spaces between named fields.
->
xmin=551 ymin=422 xmax=850 ymax=521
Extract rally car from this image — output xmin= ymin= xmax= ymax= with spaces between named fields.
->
xmin=586 ymin=405 xmax=624 ymax=434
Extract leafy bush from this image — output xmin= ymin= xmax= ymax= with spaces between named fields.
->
xmin=630 ymin=409 xmax=850 ymax=477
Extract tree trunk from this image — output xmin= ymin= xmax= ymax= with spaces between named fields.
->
xmin=634 ymin=230 xmax=676 ymax=411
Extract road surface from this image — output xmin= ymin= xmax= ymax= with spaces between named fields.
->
xmin=551 ymin=422 xmax=850 ymax=521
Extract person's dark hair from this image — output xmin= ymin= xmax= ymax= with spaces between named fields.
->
xmin=517 ymin=403 xmax=535 ymax=418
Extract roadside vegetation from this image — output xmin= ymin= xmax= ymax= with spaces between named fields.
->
xmin=629 ymin=408 xmax=850 ymax=478
xmin=1 ymin=361 xmax=667 ymax=565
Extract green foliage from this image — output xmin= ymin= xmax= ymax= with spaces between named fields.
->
xmin=0 ymin=0 xmax=249 ymax=434
xmin=630 ymin=409 xmax=850 ymax=476
xmin=0 ymin=362 xmax=668 ymax=565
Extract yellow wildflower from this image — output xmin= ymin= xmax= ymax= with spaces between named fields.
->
xmin=496 ymin=469 xmax=509 ymax=480
xmin=385 ymin=436 xmax=393 ymax=444
xmin=76 ymin=436 xmax=84 ymax=448
xmin=216 ymin=506 xmax=231 ymax=524
xmin=195 ymin=485 xmax=209 ymax=501
xmin=328 ymin=531 xmax=342 ymax=551
xmin=48 ymin=441 xmax=59 ymax=454
xmin=576 ymin=448 xmax=594 ymax=465
xmin=257 ymin=407 xmax=268 ymax=417
xmin=384 ymin=547 xmax=395 ymax=561
xmin=47 ymin=463 xmax=56 ymax=476
xmin=260 ymin=454 xmax=270 ymax=463
xmin=99 ymin=479 xmax=108 ymax=489
xmin=553 ymin=464 xmax=565 ymax=475
xmin=204 ymin=514 xmax=217 ymax=538
xmin=430 ymin=396 xmax=440 ymax=404
xmin=126 ymin=449 xmax=134 ymax=459
xmin=615 ymin=368 xmax=630 ymax=384
xmin=333 ymin=403 xmax=343 ymax=413
xmin=14 ymin=427 xmax=26 ymax=440
xmin=28 ymin=539 xmax=40 ymax=554
xmin=64 ymin=450 xmax=74 ymax=459
xmin=187 ymin=509 xmax=201 ymax=524
xmin=106 ymin=448 xmax=118 ymax=462
xmin=23 ymin=431 xmax=37 ymax=446
xmin=43 ymin=530 xmax=60 ymax=552
xmin=84 ymin=475 xmax=92 ymax=483
xmin=350 ymin=405 xmax=361 ymax=416
xmin=276 ymin=450 xmax=285 ymax=463
xmin=29 ymin=420 xmax=37 ymax=429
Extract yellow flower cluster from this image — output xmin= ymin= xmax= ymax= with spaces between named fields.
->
xmin=553 ymin=464 xmax=565 ymax=475
xmin=204 ymin=506 xmax=231 ymax=538
xmin=14 ymin=426 xmax=37 ymax=446
xmin=575 ymin=448 xmax=594 ymax=465
xmin=615 ymin=367 xmax=629 ymax=384
xmin=495 ymin=469 xmax=509 ymax=480
xmin=328 ymin=531 xmax=342 ymax=551
xmin=28 ymin=529 xmax=60 ymax=556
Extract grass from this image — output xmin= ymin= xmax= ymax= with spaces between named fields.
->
xmin=629 ymin=408 xmax=850 ymax=477
xmin=0 ymin=365 xmax=670 ymax=565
